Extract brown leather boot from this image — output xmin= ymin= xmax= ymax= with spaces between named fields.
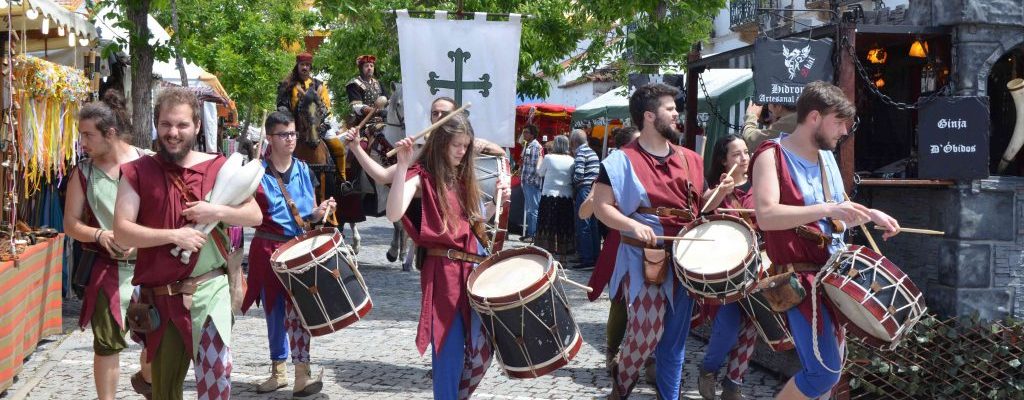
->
xmin=293 ymin=362 xmax=323 ymax=397
xmin=130 ymin=371 xmax=153 ymax=400
xmin=697 ymin=368 xmax=717 ymax=399
xmin=256 ymin=360 xmax=288 ymax=393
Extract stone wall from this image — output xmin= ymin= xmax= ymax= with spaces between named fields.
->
xmin=858 ymin=177 xmax=1024 ymax=321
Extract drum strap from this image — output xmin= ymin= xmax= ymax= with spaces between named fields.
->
xmin=269 ymin=165 xmax=311 ymax=232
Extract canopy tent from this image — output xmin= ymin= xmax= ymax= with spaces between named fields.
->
xmin=571 ymin=86 xmax=630 ymax=122
xmin=3 ymin=0 xmax=98 ymax=52
xmin=511 ymin=102 xmax=575 ymax=162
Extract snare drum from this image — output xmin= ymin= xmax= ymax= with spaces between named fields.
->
xmin=738 ymin=251 xmax=795 ymax=352
xmin=672 ymin=215 xmax=760 ymax=304
xmin=820 ymin=245 xmax=926 ymax=349
xmin=467 ymin=246 xmax=582 ymax=378
xmin=474 ymin=154 xmax=511 ymax=253
xmin=271 ymin=228 xmax=373 ymax=336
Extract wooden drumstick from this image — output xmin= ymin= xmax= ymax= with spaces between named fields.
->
xmin=700 ymin=163 xmax=739 ymax=214
xmin=321 ymin=203 xmax=334 ymax=224
xmin=873 ymin=226 xmax=944 ymax=236
xmin=558 ymin=275 xmax=594 ymax=293
xmin=654 ymin=236 xmax=715 ymax=242
xmin=717 ymin=208 xmax=755 ymax=213
xmin=342 ymin=108 xmax=378 ymax=142
xmin=385 ymin=102 xmax=473 ymax=157
xmin=255 ymin=109 xmax=269 ymax=160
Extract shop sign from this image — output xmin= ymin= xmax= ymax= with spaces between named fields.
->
xmin=917 ymin=96 xmax=989 ymax=180
xmin=753 ymin=37 xmax=834 ymax=105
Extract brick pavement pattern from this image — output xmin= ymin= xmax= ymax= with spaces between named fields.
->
xmin=6 ymin=216 xmax=782 ymax=399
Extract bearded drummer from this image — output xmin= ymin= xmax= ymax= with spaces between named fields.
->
xmin=240 ymin=111 xmax=336 ymax=396
xmin=113 ymin=87 xmax=263 ymax=399
xmin=386 ymin=111 xmax=508 ymax=399
xmin=694 ymin=134 xmax=761 ymax=400
xmin=592 ymin=83 xmax=705 ymax=399
xmin=750 ymin=81 xmax=899 ymax=399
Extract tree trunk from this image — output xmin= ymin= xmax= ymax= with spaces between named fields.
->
xmin=127 ymin=0 xmax=154 ymax=149
xmin=170 ymin=0 xmax=188 ymax=86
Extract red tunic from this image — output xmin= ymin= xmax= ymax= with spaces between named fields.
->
xmin=620 ymin=141 xmax=705 ymax=236
xmin=749 ymin=140 xmax=838 ymax=331
xmin=586 ymin=230 xmax=620 ymax=302
xmin=241 ymin=185 xmax=289 ymax=314
xmin=120 ymin=154 xmax=226 ymax=358
xmin=74 ymin=166 xmax=127 ymax=330
xmin=400 ymin=164 xmax=479 ymax=355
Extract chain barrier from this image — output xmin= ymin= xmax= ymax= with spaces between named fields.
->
xmin=841 ymin=35 xmax=949 ymax=110
xmin=697 ymin=72 xmax=745 ymax=132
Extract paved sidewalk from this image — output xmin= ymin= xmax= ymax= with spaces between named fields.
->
xmin=5 ymin=216 xmax=782 ymax=399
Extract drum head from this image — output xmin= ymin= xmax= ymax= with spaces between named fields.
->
xmin=470 ymin=254 xmax=547 ymax=298
xmin=275 ymin=232 xmax=340 ymax=266
xmin=673 ymin=220 xmax=754 ymax=274
xmin=824 ymin=285 xmax=893 ymax=341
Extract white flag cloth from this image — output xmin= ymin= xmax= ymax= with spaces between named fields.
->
xmin=396 ymin=10 xmax=522 ymax=147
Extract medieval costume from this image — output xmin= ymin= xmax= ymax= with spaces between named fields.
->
xmin=600 ymin=140 xmax=704 ymax=399
xmin=242 ymin=157 xmax=323 ymax=396
xmin=400 ymin=164 xmax=491 ymax=400
xmin=121 ymin=154 xmax=234 ymax=400
xmin=749 ymin=137 xmax=848 ymax=399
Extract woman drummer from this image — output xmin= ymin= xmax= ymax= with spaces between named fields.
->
xmin=241 ymin=111 xmax=336 ymax=397
xmin=386 ymin=111 xmax=506 ymax=399
xmin=695 ymin=134 xmax=761 ymax=400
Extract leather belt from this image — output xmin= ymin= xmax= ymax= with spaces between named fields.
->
xmin=425 ymin=248 xmax=486 ymax=264
xmin=254 ymin=230 xmax=293 ymax=243
xmin=781 ymin=263 xmax=821 ymax=273
xmin=794 ymin=225 xmax=831 ymax=248
xmin=142 ymin=268 xmax=226 ymax=297
xmin=636 ymin=206 xmax=694 ymax=220
xmin=621 ymin=235 xmax=664 ymax=250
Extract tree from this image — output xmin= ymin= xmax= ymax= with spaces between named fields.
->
xmin=152 ymin=0 xmax=312 ymax=122
xmin=312 ymin=0 xmax=725 ymax=116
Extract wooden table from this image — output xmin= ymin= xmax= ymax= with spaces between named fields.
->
xmin=0 ymin=235 xmax=64 ymax=393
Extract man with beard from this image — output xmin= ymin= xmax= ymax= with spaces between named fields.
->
xmin=750 ymin=81 xmax=899 ymax=399
xmin=276 ymin=52 xmax=331 ymax=151
xmin=114 ymin=87 xmax=263 ymax=399
xmin=592 ymin=83 xmax=705 ymax=399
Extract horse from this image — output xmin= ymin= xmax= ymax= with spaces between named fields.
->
xmin=378 ymin=82 xmax=413 ymax=270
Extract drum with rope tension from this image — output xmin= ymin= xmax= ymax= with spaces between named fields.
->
xmin=271 ymin=227 xmax=372 ymax=336
xmin=819 ymin=245 xmax=926 ymax=349
xmin=672 ymin=214 xmax=761 ymax=305
xmin=738 ymin=251 xmax=795 ymax=352
xmin=467 ymin=246 xmax=582 ymax=378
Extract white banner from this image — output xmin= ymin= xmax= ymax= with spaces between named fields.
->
xmin=397 ymin=10 xmax=522 ymax=147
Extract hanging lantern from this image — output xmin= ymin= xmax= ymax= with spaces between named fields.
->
xmin=873 ymin=73 xmax=886 ymax=88
xmin=867 ymin=46 xmax=887 ymax=64
xmin=909 ymin=39 xmax=929 ymax=58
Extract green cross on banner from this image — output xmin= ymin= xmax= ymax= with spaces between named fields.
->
xmin=427 ymin=48 xmax=492 ymax=106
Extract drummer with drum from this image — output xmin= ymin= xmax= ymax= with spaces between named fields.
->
xmin=591 ymin=83 xmax=705 ymax=400
xmin=750 ymin=81 xmax=900 ymax=399
xmin=241 ymin=111 xmax=336 ymax=396
xmin=386 ymin=110 xmax=508 ymax=399
xmin=695 ymin=134 xmax=762 ymax=400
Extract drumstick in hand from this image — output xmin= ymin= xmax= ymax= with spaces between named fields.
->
xmin=343 ymin=108 xmax=378 ymax=141
xmin=654 ymin=236 xmax=715 ymax=242
xmin=386 ymin=102 xmax=473 ymax=157
xmin=872 ymin=226 xmax=944 ymax=236
xmin=700 ymin=164 xmax=738 ymax=214
xmin=321 ymin=204 xmax=334 ymax=225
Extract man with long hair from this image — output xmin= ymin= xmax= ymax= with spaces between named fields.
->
xmin=276 ymin=52 xmax=331 ymax=150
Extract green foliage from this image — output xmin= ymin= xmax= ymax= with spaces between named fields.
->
xmin=151 ymin=0 xmax=311 ymax=119
xmin=313 ymin=0 xmax=724 ymax=116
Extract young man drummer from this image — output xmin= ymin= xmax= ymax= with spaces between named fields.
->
xmin=750 ymin=81 xmax=899 ymax=399
xmin=241 ymin=111 xmax=335 ymax=396
xmin=592 ymin=83 xmax=705 ymax=399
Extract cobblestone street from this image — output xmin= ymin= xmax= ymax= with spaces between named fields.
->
xmin=6 ymin=216 xmax=782 ymax=399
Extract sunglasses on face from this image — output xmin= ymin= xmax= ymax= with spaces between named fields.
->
xmin=270 ymin=131 xmax=298 ymax=139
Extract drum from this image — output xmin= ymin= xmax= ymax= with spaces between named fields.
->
xmin=738 ymin=251 xmax=795 ymax=352
xmin=474 ymin=154 xmax=511 ymax=253
xmin=271 ymin=227 xmax=373 ymax=336
xmin=467 ymin=246 xmax=582 ymax=378
xmin=820 ymin=245 xmax=927 ymax=349
xmin=672 ymin=215 xmax=760 ymax=305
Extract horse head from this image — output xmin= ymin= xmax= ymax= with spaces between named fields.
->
xmin=383 ymin=82 xmax=405 ymax=145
